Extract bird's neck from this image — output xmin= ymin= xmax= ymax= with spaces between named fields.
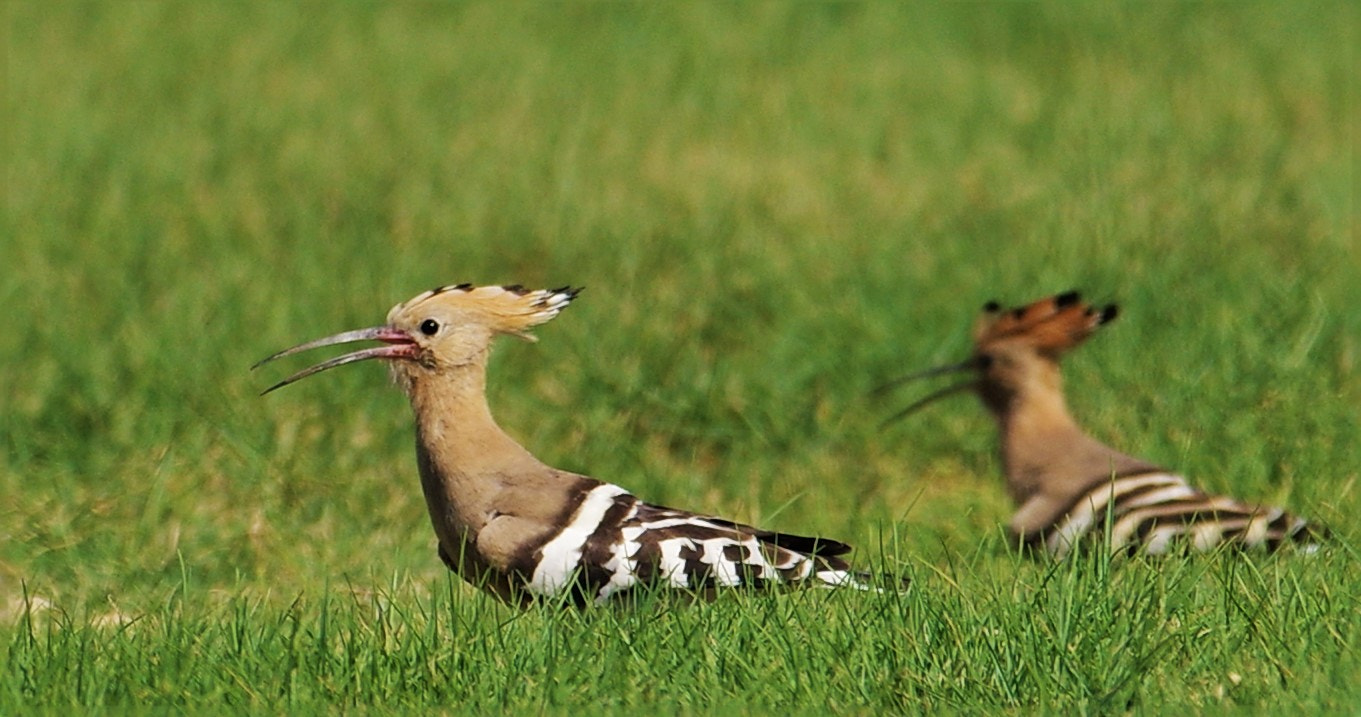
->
xmin=999 ymin=388 xmax=1082 ymax=480
xmin=406 ymin=358 xmax=542 ymax=476
xmin=994 ymin=378 xmax=1158 ymax=506
xmin=403 ymin=356 xmax=547 ymax=545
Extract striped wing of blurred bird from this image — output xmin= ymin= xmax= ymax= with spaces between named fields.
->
xmin=1033 ymin=469 xmax=1318 ymax=558
xmin=257 ymin=284 xmax=864 ymax=605
xmin=879 ymin=291 xmax=1325 ymax=558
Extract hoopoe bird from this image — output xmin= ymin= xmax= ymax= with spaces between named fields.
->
xmin=256 ymin=283 xmax=867 ymax=605
xmin=878 ymin=291 xmax=1325 ymax=558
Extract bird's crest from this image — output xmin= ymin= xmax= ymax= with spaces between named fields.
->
xmin=390 ymin=284 xmax=582 ymax=341
xmin=973 ymin=290 xmax=1118 ymax=358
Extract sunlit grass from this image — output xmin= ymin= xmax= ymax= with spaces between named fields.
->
xmin=3 ymin=2 xmax=1357 ymax=712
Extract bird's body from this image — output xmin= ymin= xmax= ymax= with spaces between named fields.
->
xmin=882 ymin=291 xmax=1324 ymax=558
xmin=258 ymin=284 xmax=860 ymax=605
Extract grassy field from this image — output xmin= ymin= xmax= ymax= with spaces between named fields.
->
xmin=4 ymin=2 xmax=1358 ymax=713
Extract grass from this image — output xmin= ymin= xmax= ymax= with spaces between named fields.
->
xmin=3 ymin=2 xmax=1358 ymax=713
xmin=7 ymin=548 xmax=1358 ymax=713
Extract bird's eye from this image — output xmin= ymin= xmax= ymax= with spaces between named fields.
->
xmin=975 ymin=354 xmax=995 ymax=370
xmin=419 ymin=319 xmax=440 ymax=336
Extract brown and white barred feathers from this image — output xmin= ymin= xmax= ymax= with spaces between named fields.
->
xmin=879 ymin=290 xmax=1326 ymax=558
xmin=1036 ymin=470 xmax=1321 ymax=559
xmin=505 ymin=482 xmax=864 ymax=604
xmin=257 ymin=283 xmax=867 ymax=606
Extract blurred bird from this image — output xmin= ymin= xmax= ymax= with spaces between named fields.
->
xmin=878 ymin=291 xmax=1325 ymax=558
xmin=257 ymin=283 xmax=869 ymax=605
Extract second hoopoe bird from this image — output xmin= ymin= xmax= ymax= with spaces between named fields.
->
xmin=256 ymin=283 xmax=867 ymax=605
xmin=879 ymin=291 xmax=1325 ymax=558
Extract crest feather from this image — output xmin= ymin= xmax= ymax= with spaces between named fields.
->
xmin=974 ymin=291 xmax=1116 ymax=355
xmin=392 ymin=284 xmax=582 ymax=339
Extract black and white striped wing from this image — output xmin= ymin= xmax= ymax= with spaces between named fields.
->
xmin=524 ymin=483 xmax=864 ymax=604
xmin=1043 ymin=471 xmax=1324 ymax=558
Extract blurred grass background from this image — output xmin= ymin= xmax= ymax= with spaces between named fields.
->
xmin=2 ymin=2 xmax=1358 ymax=710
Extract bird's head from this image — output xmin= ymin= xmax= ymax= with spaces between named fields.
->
xmin=878 ymin=290 xmax=1118 ymax=422
xmin=255 ymin=284 xmax=581 ymax=394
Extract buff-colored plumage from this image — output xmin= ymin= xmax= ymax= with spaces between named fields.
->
xmin=882 ymin=291 xmax=1325 ymax=556
xmin=257 ymin=283 xmax=867 ymax=605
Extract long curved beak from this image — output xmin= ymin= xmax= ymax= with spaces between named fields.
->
xmin=253 ymin=326 xmax=418 ymax=394
xmin=879 ymin=380 xmax=978 ymax=427
xmin=870 ymin=359 xmax=977 ymax=397
xmin=873 ymin=357 xmax=983 ymax=427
